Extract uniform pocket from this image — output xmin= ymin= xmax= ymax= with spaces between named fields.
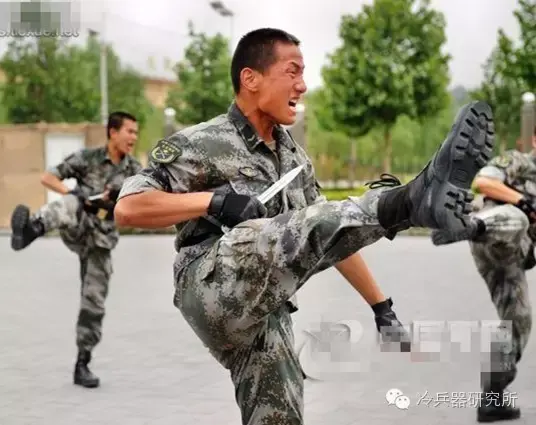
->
xmin=229 ymin=175 xmax=272 ymax=198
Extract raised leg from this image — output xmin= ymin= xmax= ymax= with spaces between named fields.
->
xmin=10 ymin=194 xmax=81 ymax=251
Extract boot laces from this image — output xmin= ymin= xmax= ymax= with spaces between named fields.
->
xmin=365 ymin=173 xmax=402 ymax=190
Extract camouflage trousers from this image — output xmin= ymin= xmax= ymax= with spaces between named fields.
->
xmin=469 ymin=204 xmax=533 ymax=391
xmin=175 ymin=191 xmax=387 ymax=425
xmin=34 ymin=194 xmax=113 ymax=352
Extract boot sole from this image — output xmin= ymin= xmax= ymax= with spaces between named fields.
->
xmin=433 ymin=101 xmax=494 ymax=228
xmin=74 ymin=377 xmax=100 ymax=388
xmin=10 ymin=204 xmax=30 ymax=251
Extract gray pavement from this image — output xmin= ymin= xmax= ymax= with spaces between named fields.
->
xmin=1 ymin=234 xmax=535 ymax=425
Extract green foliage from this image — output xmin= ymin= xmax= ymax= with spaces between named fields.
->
xmin=320 ymin=0 xmax=450 ymax=172
xmin=137 ymin=105 xmax=165 ymax=155
xmin=0 ymin=83 xmax=7 ymax=124
xmin=513 ymin=0 xmax=536 ymax=89
xmin=321 ymin=187 xmax=368 ymax=200
xmin=306 ymin=87 xmax=457 ymax=181
xmin=167 ymin=21 xmax=233 ymax=125
xmin=0 ymin=36 xmax=151 ymax=126
xmin=470 ymin=0 xmax=536 ymax=152
xmin=469 ymin=31 xmax=523 ymax=152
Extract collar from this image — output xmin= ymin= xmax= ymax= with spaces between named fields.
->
xmin=102 ymin=145 xmax=128 ymax=167
xmin=227 ymin=102 xmax=296 ymax=153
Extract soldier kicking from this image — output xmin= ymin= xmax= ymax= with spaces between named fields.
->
xmin=431 ymin=127 xmax=536 ymax=422
xmin=10 ymin=111 xmax=143 ymax=389
xmin=114 ymin=28 xmax=494 ymax=425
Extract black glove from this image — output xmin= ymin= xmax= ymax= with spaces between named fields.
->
xmin=516 ymin=197 xmax=536 ymax=222
xmin=107 ymin=188 xmax=121 ymax=202
xmin=372 ymin=298 xmax=411 ymax=352
xmin=68 ymin=188 xmax=87 ymax=204
xmin=208 ymin=192 xmax=267 ymax=228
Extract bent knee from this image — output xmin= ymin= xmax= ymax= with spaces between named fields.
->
xmin=478 ymin=205 xmax=529 ymax=240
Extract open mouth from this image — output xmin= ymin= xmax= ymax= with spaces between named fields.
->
xmin=288 ymin=100 xmax=298 ymax=112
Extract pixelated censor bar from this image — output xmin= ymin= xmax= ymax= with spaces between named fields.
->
xmin=0 ymin=1 xmax=81 ymax=38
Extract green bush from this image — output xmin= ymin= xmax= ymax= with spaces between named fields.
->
xmin=321 ymin=187 xmax=368 ymax=200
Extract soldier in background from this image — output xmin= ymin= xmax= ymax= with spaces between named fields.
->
xmin=10 ymin=111 xmax=142 ymax=389
xmin=431 ymin=126 xmax=536 ymax=422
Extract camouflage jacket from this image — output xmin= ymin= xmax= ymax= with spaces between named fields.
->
xmin=476 ymin=148 xmax=536 ymax=238
xmin=48 ymin=145 xmax=142 ymax=249
xmin=477 ymin=149 xmax=536 ymax=201
xmin=118 ymin=102 xmax=326 ymax=308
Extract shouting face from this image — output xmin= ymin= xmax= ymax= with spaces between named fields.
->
xmin=255 ymin=41 xmax=307 ymax=126
xmin=110 ymin=118 xmax=138 ymax=155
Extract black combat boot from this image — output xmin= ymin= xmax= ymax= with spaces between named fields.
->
xmin=74 ymin=350 xmax=100 ymax=388
xmin=477 ymin=389 xmax=521 ymax=422
xmin=10 ymin=205 xmax=45 ymax=251
xmin=368 ymin=101 xmax=494 ymax=239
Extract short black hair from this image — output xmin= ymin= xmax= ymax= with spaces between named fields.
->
xmin=107 ymin=111 xmax=137 ymax=139
xmin=231 ymin=28 xmax=300 ymax=94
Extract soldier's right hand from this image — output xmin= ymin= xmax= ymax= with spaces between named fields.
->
xmin=68 ymin=188 xmax=88 ymax=205
xmin=516 ymin=197 xmax=536 ymax=222
xmin=208 ymin=192 xmax=267 ymax=228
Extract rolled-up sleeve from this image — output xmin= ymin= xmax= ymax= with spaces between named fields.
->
xmin=117 ymin=134 xmax=203 ymax=200
xmin=47 ymin=150 xmax=87 ymax=180
xmin=476 ymin=150 xmax=524 ymax=185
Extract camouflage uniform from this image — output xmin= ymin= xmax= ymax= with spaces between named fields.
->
xmin=468 ymin=150 xmax=534 ymax=393
xmin=119 ymin=103 xmax=389 ymax=424
xmin=17 ymin=146 xmax=142 ymax=353
xmin=118 ymin=101 xmax=493 ymax=424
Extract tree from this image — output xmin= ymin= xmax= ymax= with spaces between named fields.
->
xmin=0 ymin=36 xmax=150 ymax=126
xmin=513 ymin=0 xmax=536 ymax=89
xmin=166 ymin=22 xmax=233 ymax=124
xmin=470 ymin=0 xmax=536 ymax=153
xmin=320 ymin=0 xmax=450 ymax=173
xmin=470 ymin=32 xmax=523 ymax=153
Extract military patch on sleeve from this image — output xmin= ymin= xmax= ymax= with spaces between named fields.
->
xmin=491 ymin=154 xmax=512 ymax=168
xmin=149 ymin=139 xmax=182 ymax=164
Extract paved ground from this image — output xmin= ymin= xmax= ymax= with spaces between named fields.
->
xmin=1 ymin=234 xmax=536 ymax=425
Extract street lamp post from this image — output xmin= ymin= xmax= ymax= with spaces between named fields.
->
xmin=209 ymin=1 xmax=234 ymax=52
xmin=164 ymin=107 xmax=177 ymax=137
xmin=88 ymin=10 xmax=108 ymax=126
xmin=521 ymin=92 xmax=535 ymax=153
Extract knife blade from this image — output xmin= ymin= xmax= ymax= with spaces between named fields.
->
xmin=257 ymin=164 xmax=305 ymax=204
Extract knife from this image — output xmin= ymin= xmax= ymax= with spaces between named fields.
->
xmin=206 ymin=164 xmax=306 ymax=233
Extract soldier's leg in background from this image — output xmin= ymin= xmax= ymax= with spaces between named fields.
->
xmin=10 ymin=194 xmax=81 ymax=251
xmin=74 ymin=247 xmax=113 ymax=388
xmin=468 ymin=205 xmax=532 ymax=421
xmin=231 ymin=305 xmax=304 ymax=425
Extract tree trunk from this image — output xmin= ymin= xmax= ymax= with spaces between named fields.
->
xmin=382 ymin=127 xmax=392 ymax=174
xmin=349 ymin=140 xmax=357 ymax=188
